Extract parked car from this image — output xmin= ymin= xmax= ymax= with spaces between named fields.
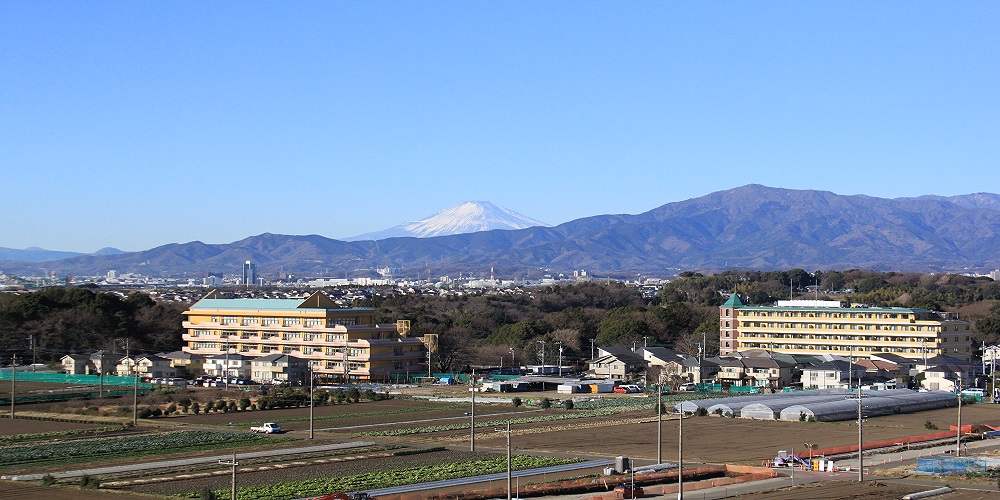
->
xmin=678 ymin=383 xmax=697 ymax=392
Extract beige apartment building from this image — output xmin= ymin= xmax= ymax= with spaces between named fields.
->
xmin=720 ymin=296 xmax=973 ymax=362
xmin=181 ymin=291 xmax=426 ymax=382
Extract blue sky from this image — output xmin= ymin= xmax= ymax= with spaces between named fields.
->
xmin=2 ymin=2 xmax=998 ymax=252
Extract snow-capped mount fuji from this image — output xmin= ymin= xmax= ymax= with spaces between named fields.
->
xmin=346 ymin=201 xmax=549 ymax=240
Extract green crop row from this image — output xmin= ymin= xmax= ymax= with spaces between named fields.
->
xmin=190 ymin=455 xmax=581 ymax=500
xmin=0 ymin=425 xmax=127 ymax=442
xmin=0 ymin=431 xmax=277 ymax=464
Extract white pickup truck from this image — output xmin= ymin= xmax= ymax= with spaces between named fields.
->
xmin=250 ymin=422 xmax=282 ymax=434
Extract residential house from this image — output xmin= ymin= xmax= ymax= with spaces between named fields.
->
xmin=203 ymin=353 xmax=253 ymax=380
xmin=60 ymin=354 xmax=90 ymax=375
xmin=587 ymin=347 xmax=646 ymax=380
xmin=718 ymin=356 xmax=795 ymax=389
xmin=160 ymin=350 xmax=206 ymax=378
xmin=251 ymin=354 xmax=308 ymax=384
xmin=134 ymin=354 xmax=176 ymax=379
xmin=801 ymin=360 xmax=866 ymax=390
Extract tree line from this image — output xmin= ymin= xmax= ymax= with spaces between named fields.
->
xmin=7 ymin=269 xmax=1000 ymax=371
xmin=0 ymin=287 xmax=186 ymax=362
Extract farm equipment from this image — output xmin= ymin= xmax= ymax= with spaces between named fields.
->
xmin=614 ymin=483 xmax=644 ymax=498
xmin=773 ymin=450 xmax=809 ymax=468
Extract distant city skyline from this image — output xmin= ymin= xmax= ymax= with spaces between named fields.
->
xmin=2 ymin=3 xmax=998 ymax=253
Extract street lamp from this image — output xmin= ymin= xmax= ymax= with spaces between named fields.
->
xmin=557 ymin=342 xmax=564 ymax=377
xmin=803 ymin=443 xmax=817 ymax=467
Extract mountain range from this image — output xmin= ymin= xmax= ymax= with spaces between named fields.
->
xmin=5 ymin=185 xmax=1000 ymax=278
xmin=0 ymin=246 xmax=125 ymax=264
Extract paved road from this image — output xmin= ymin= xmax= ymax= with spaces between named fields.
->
xmin=1 ymin=440 xmax=376 ymax=481
xmin=293 ymin=459 xmax=613 ymax=500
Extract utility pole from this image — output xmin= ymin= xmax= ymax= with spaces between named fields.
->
xmin=309 ymin=365 xmax=315 ymax=439
xmin=590 ymin=338 xmax=596 ymax=361
xmin=219 ymin=452 xmax=239 ymax=500
xmin=496 ymin=421 xmax=513 ymax=500
xmin=657 ymin=372 xmax=662 ymax=464
xmin=857 ymin=383 xmax=863 ymax=482
xmin=10 ymin=354 xmax=17 ymax=419
xmin=957 ymin=373 xmax=963 ymax=457
xmin=133 ymin=358 xmax=139 ymax=426
xmin=848 ymin=346 xmax=853 ymax=389
xmin=224 ymin=342 xmax=230 ymax=391
xmin=470 ymin=368 xmax=476 ymax=452
xmin=537 ymin=340 xmax=546 ymax=371
xmin=509 ymin=347 xmax=515 ymax=372
xmin=677 ymin=408 xmax=684 ymax=500
xmin=696 ymin=343 xmax=703 ymax=387
xmin=28 ymin=335 xmax=35 ymax=371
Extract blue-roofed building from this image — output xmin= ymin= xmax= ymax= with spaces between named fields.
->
xmin=182 ymin=290 xmax=427 ymax=382
xmin=720 ymin=296 xmax=972 ymax=362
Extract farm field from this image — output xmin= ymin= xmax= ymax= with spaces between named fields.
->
xmin=3 ymin=392 xmax=1000 ymax=499
xmin=747 ymin=480 xmax=996 ymax=500
xmin=0 ymin=418 xmax=115 ymax=436
xmin=469 ymin=403 xmax=1000 ymax=466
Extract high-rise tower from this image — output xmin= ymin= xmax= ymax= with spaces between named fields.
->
xmin=242 ymin=260 xmax=256 ymax=286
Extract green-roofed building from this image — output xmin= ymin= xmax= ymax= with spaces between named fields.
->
xmin=719 ymin=297 xmax=972 ymax=362
xmin=182 ymin=290 xmax=427 ymax=382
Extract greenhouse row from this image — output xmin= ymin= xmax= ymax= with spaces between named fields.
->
xmin=674 ymin=389 xmax=958 ymax=422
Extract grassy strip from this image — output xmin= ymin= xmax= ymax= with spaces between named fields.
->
xmin=190 ymin=455 xmax=582 ymax=500
xmin=0 ymin=425 xmax=128 ymax=442
xmin=391 ymin=446 xmax=447 ymax=456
